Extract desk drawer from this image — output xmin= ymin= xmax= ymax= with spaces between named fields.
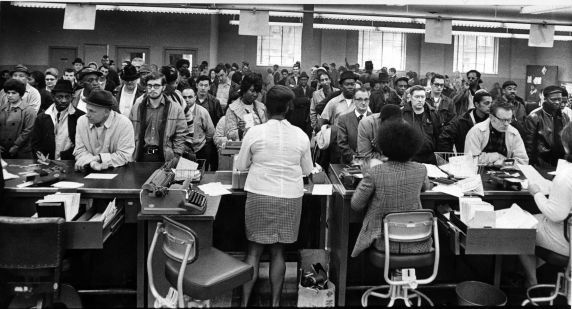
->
xmin=436 ymin=212 xmax=535 ymax=255
xmin=65 ymin=205 xmax=124 ymax=249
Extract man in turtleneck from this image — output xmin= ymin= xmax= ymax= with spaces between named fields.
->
xmin=438 ymin=90 xmax=492 ymax=153
xmin=524 ymin=86 xmax=571 ymax=168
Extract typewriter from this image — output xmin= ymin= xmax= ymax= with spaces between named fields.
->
xmin=338 ymin=165 xmax=364 ymax=190
xmin=140 ymin=164 xmax=207 ymax=215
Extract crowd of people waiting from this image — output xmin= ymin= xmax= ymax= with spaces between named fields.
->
xmin=1 ymin=54 xmax=572 ymax=305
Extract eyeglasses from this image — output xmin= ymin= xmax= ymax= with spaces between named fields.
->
xmin=45 ymin=78 xmax=56 ymax=82
xmin=432 ymin=83 xmax=444 ymax=87
xmin=319 ymin=78 xmax=330 ymax=82
xmin=146 ymin=84 xmax=163 ymax=89
xmin=492 ymin=114 xmax=512 ymax=124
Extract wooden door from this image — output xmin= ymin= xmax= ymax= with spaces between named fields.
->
xmin=49 ymin=47 xmax=78 ymax=75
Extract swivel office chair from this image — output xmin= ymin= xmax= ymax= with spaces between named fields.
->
xmin=522 ymin=216 xmax=572 ymax=306
xmin=0 ymin=216 xmax=82 ymax=309
xmin=361 ymin=210 xmax=440 ymax=307
xmin=147 ymin=216 xmax=253 ymax=308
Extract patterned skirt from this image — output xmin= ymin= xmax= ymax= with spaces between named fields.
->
xmin=244 ymin=192 xmax=303 ymax=244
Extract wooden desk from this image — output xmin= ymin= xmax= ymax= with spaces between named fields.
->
xmin=327 ymin=164 xmax=540 ymax=306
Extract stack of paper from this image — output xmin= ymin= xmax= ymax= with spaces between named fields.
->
xmin=174 ymin=157 xmax=200 ymax=181
xmin=431 ymin=175 xmax=484 ymax=197
xmin=36 ymin=192 xmax=82 ymax=221
xmin=423 ymin=164 xmax=448 ymax=178
xmin=518 ymin=164 xmax=552 ymax=195
xmin=459 ymin=197 xmax=494 ymax=227
xmin=496 ymin=204 xmax=538 ymax=229
xmin=198 ymin=182 xmax=231 ymax=196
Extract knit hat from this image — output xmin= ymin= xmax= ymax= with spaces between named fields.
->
xmin=339 ymin=71 xmax=357 ymax=84
xmin=85 ymin=90 xmax=114 ymax=109
xmin=502 ymin=81 xmax=517 ymax=89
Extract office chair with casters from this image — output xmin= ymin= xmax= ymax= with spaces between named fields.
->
xmin=521 ymin=247 xmax=570 ymax=306
xmin=361 ymin=210 xmax=440 ymax=307
xmin=147 ymin=216 xmax=253 ymax=308
xmin=0 ymin=216 xmax=82 ymax=309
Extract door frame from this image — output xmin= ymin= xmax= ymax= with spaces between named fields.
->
xmin=163 ymin=47 xmax=198 ymax=67
xmin=115 ymin=45 xmax=151 ymax=63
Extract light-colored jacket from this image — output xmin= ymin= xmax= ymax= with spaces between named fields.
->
xmin=464 ymin=118 xmax=529 ymax=164
xmin=224 ymin=98 xmax=267 ymax=141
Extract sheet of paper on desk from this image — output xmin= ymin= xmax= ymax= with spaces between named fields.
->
xmin=423 ymin=163 xmax=448 ymax=178
xmin=1 ymin=159 xmax=7 ymax=167
xmin=198 ymin=182 xmax=231 ymax=196
xmin=518 ymin=164 xmax=552 ymax=195
xmin=456 ymin=175 xmax=484 ymax=196
xmin=496 ymin=204 xmax=538 ymax=229
xmin=85 ymin=173 xmax=118 ymax=179
xmin=52 ymin=181 xmax=85 ymax=189
xmin=312 ymin=184 xmax=333 ymax=195
xmin=432 ymin=184 xmax=463 ymax=197
xmin=3 ymin=169 xmax=19 ymax=180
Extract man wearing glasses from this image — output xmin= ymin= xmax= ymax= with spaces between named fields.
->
xmin=524 ymin=86 xmax=570 ymax=168
xmin=129 ymin=72 xmax=188 ymax=163
xmin=31 ymin=80 xmax=84 ymax=160
xmin=453 ymin=69 xmax=483 ymax=115
xmin=427 ymin=73 xmax=456 ymax=127
xmin=496 ymin=81 xmax=527 ymax=135
xmin=465 ymin=100 xmax=528 ymax=165
xmin=337 ymin=88 xmax=372 ymax=164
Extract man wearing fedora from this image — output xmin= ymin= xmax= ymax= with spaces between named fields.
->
xmin=31 ymin=80 xmax=84 ymax=160
xmin=74 ymin=89 xmax=135 ymax=171
xmin=0 ymin=64 xmax=41 ymax=113
xmin=129 ymin=72 xmax=188 ymax=163
xmin=369 ymin=72 xmax=400 ymax=113
xmin=72 ymin=67 xmax=104 ymax=113
xmin=114 ymin=64 xmax=145 ymax=116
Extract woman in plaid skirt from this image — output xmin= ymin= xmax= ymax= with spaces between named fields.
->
xmin=235 ymin=85 xmax=314 ymax=307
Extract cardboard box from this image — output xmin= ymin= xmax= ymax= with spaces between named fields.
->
xmin=297 ymin=249 xmax=335 ymax=307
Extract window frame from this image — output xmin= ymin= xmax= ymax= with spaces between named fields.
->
xmin=357 ymin=31 xmax=407 ymax=71
xmin=256 ymin=25 xmax=302 ymax=67
xmin=453 ymin=35 xmax=499 ymax=75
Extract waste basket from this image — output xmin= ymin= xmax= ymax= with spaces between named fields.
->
xmin=456 ymin=281 xmax=507 ymax=306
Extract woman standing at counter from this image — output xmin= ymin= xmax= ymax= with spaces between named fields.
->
xmin=235 ymin=85 xmax=313 ymax=307
xmin=0 ymin=79 xmax=36 ymax=159
xmin=520 ymin=122 xmax=572 ymax=287
xmin=225 ymin=73 xmax=267 ymax=141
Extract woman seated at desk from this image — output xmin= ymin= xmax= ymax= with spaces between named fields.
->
xmin=351 ymin=120 xmax=432 ymax=258
xmin=225 ymin=73 xmax=267 ymax=141
xmin=520 ymin=122 xmax=572 ymax=287
xmin=235 ymin=85 xmax=313 ymax=307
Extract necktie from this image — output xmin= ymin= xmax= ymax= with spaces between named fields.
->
xmin=56 ymin=112 xmax=61 ymax=123
xmin=358 ymin=115 xmax=363 ymax=122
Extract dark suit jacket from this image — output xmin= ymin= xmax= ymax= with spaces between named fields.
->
xmin=337 ymin=110 xmax=371 ymax=164
xmin=287 ymin=85 xmax=314 ymax=137
xmin=196 ymin=93 xmax=224 ymax=127
xmin=114 ymin=84 xmax=146 ymax=114
xmin=30 ymin=107 xmax=85 ymax=160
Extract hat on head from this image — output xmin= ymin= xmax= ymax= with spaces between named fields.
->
xmin=78 ymin=68 xmax=103 ymax=81
xmin=85 ymin=90 xmax=114 ymax=109
xmin=339 ymin=70 xmax=357 ymax=83
xmin=120 ymin=64 xmax=140 ymax=81
xmin=139 ymin=64 xmax=152 ymax=74
xmin=502 ymin=81 xmax=517 ymax=89
xmin=300 ymin=71 xmax=309 ymax=79
xmin=52 ymin=79 xmax=74 ymax=94
xmin=11 ymin=64 xmax=30 ymax=76
xmin=543 ymin=85 xmax=564 ymax=98
xmin=379 ymin=72 xmax=389 ymax=83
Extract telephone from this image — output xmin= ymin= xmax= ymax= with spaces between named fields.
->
xmin=140 ymin=167 xmax=207 ymax=215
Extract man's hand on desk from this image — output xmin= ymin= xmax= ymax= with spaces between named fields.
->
xmin=478 ymin=152 xmax=507 ymax=166
xmin=75 ymin=155 xmax=98 ymax=171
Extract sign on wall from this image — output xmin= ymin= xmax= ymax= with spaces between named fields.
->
xmin=239 ymin=10 xmax=269 ymax=36
xmin=63 ymin=4 xmax=96 ymax=30
xmin=525 ymin=65 xmax=558 ymax=103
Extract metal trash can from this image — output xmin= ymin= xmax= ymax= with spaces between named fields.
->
xmin=456 ymin=281 xmax=507 ymax=306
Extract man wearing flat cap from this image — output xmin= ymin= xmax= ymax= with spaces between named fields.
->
xmin=524 ymin=85 xmax=571 ymax=168
xmin=114 ymin=64 xmax=145 ymax=116
xmin=496 ymin=80 xmax=527 ymax=135
xmin=287 ymin=71 xmax=314 ymax=138
xmin=72 ymin=68 xmax=104 ymax=113
xmin=31 ymin=80 xmax=85 ymax=160
xmin=73 ymin=89 xmax=135 ymax=171
xmin=0 ymin=64 xmax=41 ymax=113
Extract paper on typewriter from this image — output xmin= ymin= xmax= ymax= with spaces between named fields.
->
xmin=517 ymin=164 xmax=552 ymax=195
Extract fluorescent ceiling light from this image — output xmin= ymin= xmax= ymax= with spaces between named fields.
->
xmin=520 ymin=5 xmax=572 ymax=14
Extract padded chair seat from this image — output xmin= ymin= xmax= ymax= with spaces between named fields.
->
xmin=368 ymin=247 xmax=435 ymax=270
xmin=165 ymin=247 xmax=253 ymax=300
xmin=536 ymin=246 xmax=569 ymax=268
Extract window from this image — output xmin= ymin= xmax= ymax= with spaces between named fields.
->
xmin=453 ymin=35 xmax=499 ymax=74
xmin=257 ymin=25 xmax=302 ymax=66
xmin=358 ymin=31 xmax=406 ymax=71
